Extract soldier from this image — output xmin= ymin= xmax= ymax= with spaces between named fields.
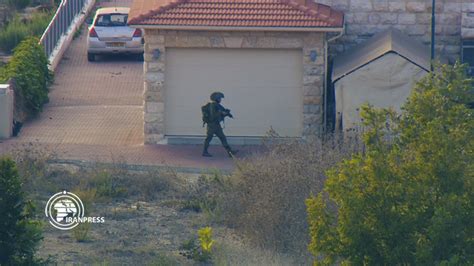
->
xmin=202 ymin=92 xmax=238 ymax=157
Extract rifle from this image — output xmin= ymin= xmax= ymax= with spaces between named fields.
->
xmin=220 ymin=108 xmax=234 ymax=129
xmin=222 ymin=108 xmax=234 ymax=119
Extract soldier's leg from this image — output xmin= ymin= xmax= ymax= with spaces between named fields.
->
xmin=215 ymin=126 xmax=238 ymax=157
xmin=203 ymin=126 xmax=214 ymax=156
xmin=215 ymin=126 xmax=230 ymax=151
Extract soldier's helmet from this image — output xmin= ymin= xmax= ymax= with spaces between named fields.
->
xmin=210 ymin=92 xmax=224 ymax=101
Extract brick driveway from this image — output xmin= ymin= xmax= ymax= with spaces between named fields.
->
xmin=22 ymin=2 xmax=143 ymax=145
xmin=0 ymin=0 xmax=254 ymax=172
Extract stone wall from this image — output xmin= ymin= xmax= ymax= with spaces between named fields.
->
xmin=315 ymin=0 xmax=472 ymax=62
xmin=463 ymin=3 xmax=474 ymax=39
xmin=143 ymin=30 xmax=326 ymax=144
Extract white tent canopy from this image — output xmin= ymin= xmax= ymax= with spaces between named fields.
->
xmin=332 ymin=29 xmax=443 ymax=130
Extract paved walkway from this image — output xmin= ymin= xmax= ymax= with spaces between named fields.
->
xmin=0 ymin=0 xmax=257 ymax=172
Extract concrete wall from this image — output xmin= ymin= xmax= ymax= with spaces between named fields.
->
xmin=143 ymin=30 xmax=326 ymax=144
xmin=316 ymin=0 xmax=472 ymax=62
xmin=0 ymin=84 xmax=14 ymax=139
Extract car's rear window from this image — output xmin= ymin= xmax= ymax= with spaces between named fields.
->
xmin=95 ymin=13 xmax=128 ymax=27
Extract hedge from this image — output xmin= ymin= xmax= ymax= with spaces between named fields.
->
xmin=0 ymin=37 xmax=52 ymax=119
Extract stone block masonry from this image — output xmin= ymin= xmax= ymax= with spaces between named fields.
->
xmin=316 ymin=0 xmax=471 ymax=62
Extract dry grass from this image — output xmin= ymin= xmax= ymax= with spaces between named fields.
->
xmin=5 ymin=143 xmax=183 ymax=221
xmin=211 ymin=134 xmax=362 ymax=259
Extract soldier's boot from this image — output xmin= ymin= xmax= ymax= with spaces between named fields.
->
xmin=203 ymin=137 xmax=213 ymax=157
xmin=202 ymin=150 xmax=213 ymax=157
xmin=225 ymin=147 xmax=239 ymax=158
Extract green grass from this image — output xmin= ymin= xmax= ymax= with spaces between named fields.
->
xmin=0 ymin=11 xmax=53 ymax=53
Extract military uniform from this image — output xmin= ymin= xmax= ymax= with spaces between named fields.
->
xmin=202 ymin=92 xmax=237 ymax=157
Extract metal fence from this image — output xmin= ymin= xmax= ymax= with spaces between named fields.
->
xmin=39 ymin=0 xmax=88 ymax=58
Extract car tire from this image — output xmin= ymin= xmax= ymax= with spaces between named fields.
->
xmin=87 ymin=53 xmax=96 ymax=62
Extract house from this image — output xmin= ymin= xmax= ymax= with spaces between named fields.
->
xmin=332 ymin=29 xmax=444 ymax=130
xmin=128 ymin=0 xmax=344 ymax=144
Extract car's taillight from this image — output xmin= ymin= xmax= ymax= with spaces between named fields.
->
xmin=133 ymin=29 xmax=142 ymax=38
xmin=89 ymin=27 xmax=98 ymax=38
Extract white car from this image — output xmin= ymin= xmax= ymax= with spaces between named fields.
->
xmin=87 ymin=7 xmax=143 ymax=62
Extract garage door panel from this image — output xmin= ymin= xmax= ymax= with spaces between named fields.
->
xmin=165 ymin=48 xmax=303 ymax=137
xmin=166 ymin=67 xmax=299 ymax=88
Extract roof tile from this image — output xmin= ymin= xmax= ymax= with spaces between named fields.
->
xmin=128 ymin=0 xmax=343 ymax=29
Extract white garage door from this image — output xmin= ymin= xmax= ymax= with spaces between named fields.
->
xmin=164 ymin=48 xmax=303 ymax=137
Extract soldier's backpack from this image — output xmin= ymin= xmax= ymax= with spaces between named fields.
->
xmin=201 ymin=102 xmax=212 ymax=126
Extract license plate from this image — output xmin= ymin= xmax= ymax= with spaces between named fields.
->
xmin=106 ymin=42 xmax=124 ymax=47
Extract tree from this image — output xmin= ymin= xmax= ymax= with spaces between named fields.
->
xmin=306 ymin=62 xmax=474 ymax=265
xmin=0 ymin=156 xmax=43 ymax=265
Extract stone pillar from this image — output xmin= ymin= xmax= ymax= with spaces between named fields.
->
xmin=302 ymin=33 xmax=325 ymax=136
xmin=143 ymin=30 xmax=166 ymax=144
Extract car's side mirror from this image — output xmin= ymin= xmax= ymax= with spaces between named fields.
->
xmin=86 ymin=17 xmax=93 ymax=25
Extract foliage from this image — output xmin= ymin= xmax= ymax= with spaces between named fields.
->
xmin=198 ymin=227 xmax=214 ymax=257
xmin=0 ymin=12 xmax=52 ymax=53
xmin=306 ymin=62 xmax=474 ymax=265
xmin=72 ymin=187 xmax=97 ymax=211
xmin=0 ymin=16 xmax=28 ymax=53
xmin=179 ymin=238 xmax=201 ymax=261
xmin=180 ymin=228 xmax=214 ymax=263
xmin=87 ymin=170 xmax=127 ymax=198
xmin=71 ymin=223 xmax=91 ymax=242
xmin=0 ymin=156 xmax=43 ymax=265
xmin=181 ymin=172 xmax=230 ymax=222
xmin=1 ymin=37 xmax=52 ymax=119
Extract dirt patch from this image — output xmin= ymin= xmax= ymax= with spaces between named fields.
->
xmin=38 ymin=198 xmax=203 ymax=265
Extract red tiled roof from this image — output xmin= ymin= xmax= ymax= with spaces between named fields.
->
xmin=128 ymin=0 xmax=344 ymax=29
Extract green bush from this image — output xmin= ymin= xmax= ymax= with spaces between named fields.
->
xmin=0 ymin=156 xmax=43 ymax=265
xmin=0 ymin=12 xmax=52 ymax=54
xmin=307 ymin=63 xmax=474 ymax=265
xmin=0 ymin=16 xmax=29 ymax=53
xmin=29 ymin=11 xmax=53 ymax=36
xmin=1 ymin=37 xmax=52 ymax=118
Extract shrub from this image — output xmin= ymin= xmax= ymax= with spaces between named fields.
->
xmin=28 ymin=11 xmax=53 ymax=36
xmin=307 ymin=62 xmax=474 ymax=265
xmin=179 ymin=228 xmax=214 ymax=263
xmin=0 ymin=12 xmax=52 ymax=53
xmin=76 ymin=170 xmax=127 ymax=200
xmin=181 ymin=173 xmax=230 ymax=221
xmin=0 ymin=156 xmax=43 ymax=265
xmin=198 ymin=227 xmax=214 ymax=261
xmin=127 ymin=169 xmax=179 ymax=201
xmin=1 ymin=37 xmax=52 ymax=118
xmin=0 ymin=16 xmax=29 ymax=53
xmin=208 ymin=135 xmax=361 ymax=259
xmin=72 ymin=223 xmax=91 ymax=242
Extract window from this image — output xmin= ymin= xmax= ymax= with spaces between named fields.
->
xmin=95 ymin=13 xmax=128 ymax=27
xmin=462 ymin=39 xmax=474 ymax=76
